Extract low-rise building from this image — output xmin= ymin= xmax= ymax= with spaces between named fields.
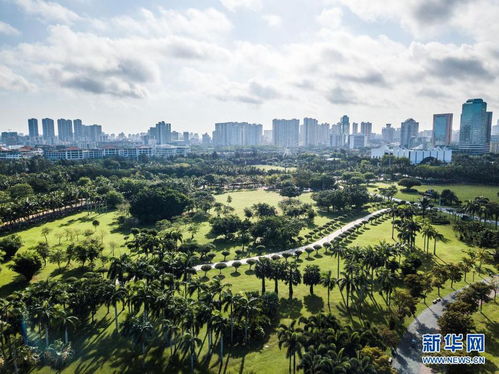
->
xmin=371 ymin=145 xmax=452 ymax=164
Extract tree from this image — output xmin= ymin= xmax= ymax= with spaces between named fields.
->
xmin=214 ymin=262 xmax=227 ymax=275
xmin=438 ymin=311 xmax=475 ymax=335
xmin=129 ymin=187 xmax=192 ymax=224
xmin=200 ymin=264 xmax=212 ymax=278
xmin=392 ymin=290 xmax=417 ymax=321
xmin=280 ymin=184 xmax=302 ymax=199
xmin=32 ymin=242 xmax=50 ymax=266
xmin=277 ymin=321 xmax=303 ymax=374
xmin=255 ymin=258 xmax=272 ymax=294
xmin=251 ymin=203 xmax=278 ymax=217
xmin=9 ymin=251 xmax=42 ymax=282
xmin=397 ymin=178 xmax=421 ymax=191
xmin=320 ymin=271 xmax=336 ymax=311
xmin=8 ymin=183 xmax=33 ymax=199
xmin=303 ymin=265 xmax=321 ymax=295
xmin=232 ymin=261 xmax=242 ymax=274
xmin=284 ymin=263 xmax=301 ymax=299
xmin=41 ymin=227 xmax=51 ymax=244
xmin=0 ymin=234 xmax=22 ymax=259
xmin=209 ymin=215 xmax=242 ymax=240
xmin=104 ymin=190 xmax=125 ymax=209
xmin=92 ymin=220 xmax=100 ymax=231
xmin=440 ymin=189 xmax=459 ymax=206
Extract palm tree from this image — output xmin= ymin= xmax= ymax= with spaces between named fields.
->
xmin=284 ymin=262 xmax=301 ymax=300
xmin=255 ymin=258 xmax=272 ymax=294
xmin=109 ymin=286 xmax=128 ymax=331
xmin=338 ymin=271 xmax=356 ymax=310
xmin=320 ymin=271 xmax=336 ymax=311
xmin=418 ymin=196 xmax=432 ymax=217
xmin=432 ymin=231 xmax=445 ymax=256
xmin=210 ymin=313 xmax=229 ymax=361
xmin=31 ymin=299 xmax=58 ymax=346
xmin=234 ymin=295 xmax=260 ymax=344
xmin=57 ymin=310 xmax=78 ymax=344
xmin=121 ymin=315 xmax=154 ymax=355
xmin=277 ymin=321 xmax=303 ymax=374
xmin=178 ymin=332 xmax=202 ymax=373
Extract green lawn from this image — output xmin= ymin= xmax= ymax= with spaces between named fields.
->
xmin=3 ymin=194 xmax=496 ymax=373
xmin=370 ymin=182 xmax=499 ymax=203
xmin=0 ymin=211 xmax=126 ymax=297
xmin=473 ymin=298 xmax=498 ymax=372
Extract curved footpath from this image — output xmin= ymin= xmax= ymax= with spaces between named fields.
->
xmin=193 ymin=208 xmax=389 ymax=271
xmin=392 ymin=276 xmax=498 ymax=374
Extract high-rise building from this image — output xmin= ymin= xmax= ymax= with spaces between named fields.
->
xmin=273 ymin=119 xmax=299 ymax=147
xmin=57 ymin=119 xmax=73 ymax=142
xmin=73 ymin=119 xmax=83 ymax=140
xmin=155 ymin=121 xmax=172 ymax=145
xmin=352 ymin=122 xmax=358 ymax=135
xmin=42 ymin=118 xmax=55 ymax=140
xmin=87 ymin=124 xmax=103 ymax=142
xmin=213 ymin=122 xmax=262 ymax=146
xmin=432 ymin=113 xmax=453 ymax=146
xmin=318 ymin=123 xmax=330 ymax=146
xmin=303 ymin=117 xmax=319 ymax=146
xmin=202 ymin=133 xmax=211 ymax=145
xmin=382 ymin=124 xmax=395 ymax=143
xmin=360 ymin=122 xmax=373 ymax=139
xmin=183 ymin=131 xmax=190 ymax=144
xmin=28 ymin=118 xmax=39 ymax=138
xmin=400 ymin=118 xmax=419 ymax=148
xmin=340 ymin=115 xmax=350 ymax=135
xmin=459 ymin=99 xmax=492 ymax=154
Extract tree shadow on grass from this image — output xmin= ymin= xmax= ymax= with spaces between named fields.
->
xmin=279 ymin=298 xmax=303 ymax=319
xmin=304 ymin=294 xmax=324 ymax=314
xmin=0 ymin=276 xmax=26 ymax=298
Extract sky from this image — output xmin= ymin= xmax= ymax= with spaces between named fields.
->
xmin=0 ymin=0 xmax=498 ymax=135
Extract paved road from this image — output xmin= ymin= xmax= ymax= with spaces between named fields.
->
xmin=392 ymin=276 xmax=498 ymax=374
xmin=193 ymin=208 xmax=389 ymax=271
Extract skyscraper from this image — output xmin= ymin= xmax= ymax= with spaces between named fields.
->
xmin=28 ymin=118 xmax=38 ymax=138
xmin=273 ymin=119 xmax=299 ymax=147
xmin=318 ymin=123 xmax=330 ymax=146
xmin=155 ymin=121 xmax=172 ymax=145
xmin=57 ymin=119 xmax=73 ymax=142
xmin=213 ymin=122 xmax=262 ymax=146
xmin=459 ymin=99 xmax=492 ymax=154
xmin=73 ymin=119 xmax=83 ymax=140
xmin=360 ymin=122 xmax=373 ymax=139
xmin=340 ymin=115 xmax=350 ymax=135
xmin=400 ymin=118 xmax=419 ymax=148
xmin=432 ymin=113 xmax=453 ymax=146
xmin=382 ymin=124 xmax=394 ymax=143
xmin=42 ymin=118 xmax=55 ymax=140
xmin=352 ymin=122 xmax=358 ymax=135
xmin=303 ymin=117 xmax=319 ymax=146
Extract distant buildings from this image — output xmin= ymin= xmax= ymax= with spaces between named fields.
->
xmin=459 ymin=98 xmax=492 ymax=154
xmin=382 ymin=124 xmax=394 ymax=143
xmin=1 ymin=132 xmax=20 ymax=146
xmin=213 ymin=122 xmax=262 ymax=146
xmin=371 ymin=146 xmax=452 ymax=164
xmin=349 ymin=134 xmax=367 ymax=149
xmin=432 ymin=113 xmax=452 ymax=146
xmin=360 ymin=122 xmax=373 ymax=140
xmin=400 ymin=118 xmax=419 ymax=148
xmin=42 ymin=118 xmax=55 ymax=140
xmin=44 ymin=145 xmax=188 ymax=161
xmin=352 ymin=122 xmax=358 ymax=135
xmin=303 ymin=118 xmax=319 ymax=146
xmin=28 ymin=118 xmax=38 ymax=138
xmin=57 ymin=119 xmax=73 ymax=142
xmin=272 ymin=119 xmax=299 ymax=147
xmin=0 ymin=146 xmax=43 ymax=160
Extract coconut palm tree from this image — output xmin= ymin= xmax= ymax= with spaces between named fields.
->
xmin=178 ymin=332 xmax=202 ymax=373
xmin=320 ymin=271 xmax=336 ymax=311
xmin=277 ymin=320 xmax=303 ymax=374
xmin=57 ymin=310 xmax=78 ymax=344
xmin=254 ymin=257 xmax=272 ymax=294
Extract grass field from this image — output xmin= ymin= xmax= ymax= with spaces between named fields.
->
xmin=473 ymin=298 xmax=498 ymax=373
xmin=2 ymin=192 xmax=496 ymax=373
xmin=370 ymin=182 xmax=499 ymax=203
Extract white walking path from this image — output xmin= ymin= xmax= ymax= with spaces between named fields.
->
xmin=193 ymin=208 xmax=389 ymax=272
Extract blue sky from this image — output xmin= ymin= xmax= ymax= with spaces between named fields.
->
xmin=0 ymin=0 xmax=498 ymax=134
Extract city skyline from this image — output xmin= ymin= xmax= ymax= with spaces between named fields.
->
xmin=1 ymin=0 xmax=499 ymax=134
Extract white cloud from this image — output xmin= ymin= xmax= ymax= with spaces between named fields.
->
xmin=13 ymin=0 xmax=81 ymax=24
xmin=0 ymin=21 xmax=21 ymax=36
xmin=220 ymin=0 xmax=262 ymax=12
xmin=317 ymin=7 xmax=342 ymax=29
xmin=0 ymin=65 xmax=34 ymax=91
xmin=262 ymin=14 xmax=282 ymax=27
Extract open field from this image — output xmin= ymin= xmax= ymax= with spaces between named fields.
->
xmin=473 ymin=298 xmax=499 ymax=373
xmin=24 ymin=214 xmax=496 ymax=374
xmin=370 ymin=182 xmax=499 ymax=203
